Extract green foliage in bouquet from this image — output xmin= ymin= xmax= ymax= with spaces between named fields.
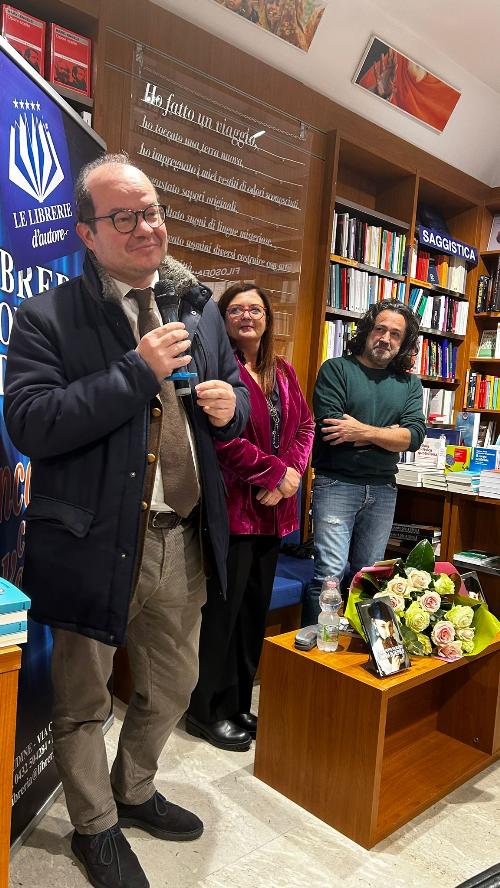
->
xmin=345 ymin=540 xmax=500 ymax=660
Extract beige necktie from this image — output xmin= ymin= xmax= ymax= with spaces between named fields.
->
xmin=128 ymin=287 xmax=199 ymax=518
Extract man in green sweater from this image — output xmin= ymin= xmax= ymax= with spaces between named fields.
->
xmin=302 ymin=300 xmax=425 ymax=625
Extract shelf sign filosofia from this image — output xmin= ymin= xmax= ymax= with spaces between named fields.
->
xmin=418 ymin=225 xmax=478 ymax=266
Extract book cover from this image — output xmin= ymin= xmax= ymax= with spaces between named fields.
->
xmin=355 ymin=597 xmax=410 ymax=678
xmin=470 ymin=446 xmax=500 ymax=472
xmin=0 ymin=577 xmax=30 ymax=615
xmin=477 ymin=329 xmax=497 ymax=358
xmin=454 ymin=549 xmax=499 ymax=565
xmin=445 ymin=445 xmax=471 ymax=472
xmin=459 ymin=571 xmax=487 ymax=604
xmin=1 ymin=4 xmax=45 ymax=76
xmin=455 ymin=412 xmax=481 ymax=447
xmin=0 ymin=609 xmax=27 ymax=626
xmin=48 ymin=22 xmax=92 ymax=97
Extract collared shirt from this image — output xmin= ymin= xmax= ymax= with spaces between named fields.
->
xmin=109 ymin=274 xmax=199 ymax=512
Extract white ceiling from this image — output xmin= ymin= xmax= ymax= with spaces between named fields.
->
xmin=154 ymin=0 xmax=500 ymax=188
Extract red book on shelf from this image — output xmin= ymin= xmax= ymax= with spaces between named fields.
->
xmin=341 ymin=268 xmax=347 ymax=310
xmin=47 ymin=22 xmax=91 ymax=97
xmin=1 ymin=4 xmax=45 ymax=76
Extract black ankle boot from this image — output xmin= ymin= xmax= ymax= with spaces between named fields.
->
xmin=71 ymin=824 xmax=149 ymax=887
xmin=233 ymin=712 xmax=257 ymax=739
xmin=185 ymin=713 xmax=252 ymax=751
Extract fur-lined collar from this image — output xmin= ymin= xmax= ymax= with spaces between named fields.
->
xmin=85 ymin=250 xmax=198 ymax=301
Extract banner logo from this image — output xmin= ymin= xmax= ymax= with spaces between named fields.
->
xmin=9 ymin=103 xmax=64 ymax=203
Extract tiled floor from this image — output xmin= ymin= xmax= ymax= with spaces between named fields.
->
xmin=9 ymin=686 xmax=500 ymax=888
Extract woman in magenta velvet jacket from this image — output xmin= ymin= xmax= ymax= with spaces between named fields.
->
xmin=187 ymin=283 xmax=314 ymax=751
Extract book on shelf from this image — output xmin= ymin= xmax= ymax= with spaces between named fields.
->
xmin=423 ymin=387 xmax=454 ymax=423
xmin=469 ymin=445 xmax=500 ymax=472
xmin=464 ymin=372 xmax=500 ymax=410
xmin=331 ymin=209 xmax=406 ymax=275
xmin=0 ymin=578 xmax=30 ymax=615
xmin=389 ymin=522 xmax=441 ymax=547
xmin=455 ymin=411 xmax=481 ymax=446
xmin=328 ymin=263 xmax=405 ymax=312
xmin=454 ymin=550 xmax=500 ymax=573
xmin=414 ymin=436 xmax=447 ymax=468
xmin=411 ymin=336 xmax=457 ymax=380
xmin=425 ymin=425 xmax=461 ymax=445
xmin=322 ymin=319 xmax=357 ymax=361
xmin=446 ymin=470 xmax=480 ymax=494
xmin=478 ymin=468 xmax=500 ymax=498
xmin=476 ymin=258 xmax=500 ymax=312
xmin=0 ymin=629 xmax=28 ymax=649
xmin=409 ymin=287 xmax=468 ymax=335
xmin=445 ymin=445 xmax=471 ymax=473
xmin=410 ymin=245 xmax=467 ymax=293
xmin=477 ymin=329 xmax=499 ymax=358
xmin=355 ymin=597 xmax=410 ymax=677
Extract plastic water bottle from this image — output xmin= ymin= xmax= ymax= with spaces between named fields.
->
xmin=317 ymin=576 xmax=342 ymax=652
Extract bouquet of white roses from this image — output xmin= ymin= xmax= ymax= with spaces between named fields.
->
xmin=345 ymin=540 xmax=500 ymax=660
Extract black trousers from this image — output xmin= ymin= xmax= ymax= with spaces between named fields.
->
xmin=189 ymin=534 xmax=280 ymax=723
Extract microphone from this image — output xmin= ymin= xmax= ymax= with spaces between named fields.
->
xmin=153 ymin=279 xmax=197 ymax=394
xmin=153 ymin=279 xmax=179 ymax=326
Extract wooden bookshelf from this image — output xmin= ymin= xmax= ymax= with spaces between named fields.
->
xmin=418 ymin=375 xmax=460 ymax=387
xmin=325 ymin=307 xmax=362 ymax=321
xmin=335 ymin=197 xmax=410 ymax=231
xmin=409 ymin=278 xmax=469 ymax=302
xmin=419 ymin=327 xmax=465 ymax=342
xmin=330 ymin=254 xmax=406 ymax=283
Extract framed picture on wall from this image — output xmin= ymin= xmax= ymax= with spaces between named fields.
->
xmin=353 ymin=36 xmax=461 ymax=133
xmin=486 ymin=214 xmax=500 ymax=251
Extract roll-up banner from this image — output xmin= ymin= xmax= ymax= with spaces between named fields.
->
xmin=0 ymin=36 xmax=105 ymax=846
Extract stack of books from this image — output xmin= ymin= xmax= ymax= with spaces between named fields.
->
xmin=454 ymin=549 xmax=500 ymax=576
xmin=422 ymin=469 xmax=447 ymax=491
xmin=446 ymin=470 xmax=480 ymax=495
xmin=0 ymin=579 xmax=30 ymax=648
xmin=396 ymin=463 xmax=446 ymax=489
xmin=388 ymin=522 xmax=441 ymax=556
xmin=479 ymin=469 xmax=500 ymax=499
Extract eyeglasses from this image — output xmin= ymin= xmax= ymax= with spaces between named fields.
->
xmin=226 ymin=305 xmax=265 ymax=320
xmin=81 ymin=203 xmax=167 ymax=234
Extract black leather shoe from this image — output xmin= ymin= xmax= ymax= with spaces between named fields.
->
xmin=185 ymin=713 xmax=252 ymax=751
xmin=116 ymin=791 xmax=203 ymax=841
xmin=233 ymin=712 xmax=258 ymax=739
xmin=71 ymin=825 xmax=149 ymax=888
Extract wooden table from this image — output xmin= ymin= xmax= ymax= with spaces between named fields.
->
xmin=254 ymin=631 xmax=500 ymax=849
xmin=0 ymin=646 xmax=21 ymax=888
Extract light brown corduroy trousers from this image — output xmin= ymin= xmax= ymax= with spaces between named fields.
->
xmin=51 ymin=519 xmax=206 ymax=834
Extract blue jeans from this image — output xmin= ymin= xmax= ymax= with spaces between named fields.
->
xmin=301 ymin=475 xmax=397 ymax=626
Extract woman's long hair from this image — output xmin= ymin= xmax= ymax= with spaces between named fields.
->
xmin=347 ymin=300 xmax=420 ymax=374
xmin=218 ymin=282 xmax=277 ymax=396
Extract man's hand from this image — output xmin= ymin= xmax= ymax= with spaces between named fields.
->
xmin=322 ymin=414 xmax=368 ymax=446
xmin=195 ymin=380 xmax=236 ymax=427
xmin=256 ymin=487 xmax=283 ymax=506
xmin=322 ymin=416 xmax=411 ymax=452
xmin=136 ymin=322 xmax=191 ymax=383
xmin=278 ymin=466 xmax=301 ymax=498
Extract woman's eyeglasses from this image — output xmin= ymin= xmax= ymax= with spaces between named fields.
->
xmin=226 ymin=305 xmax=265 ymax=320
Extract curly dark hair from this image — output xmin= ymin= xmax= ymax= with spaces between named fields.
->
xmin=347 ymin=300 xmax=420 ymax=374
